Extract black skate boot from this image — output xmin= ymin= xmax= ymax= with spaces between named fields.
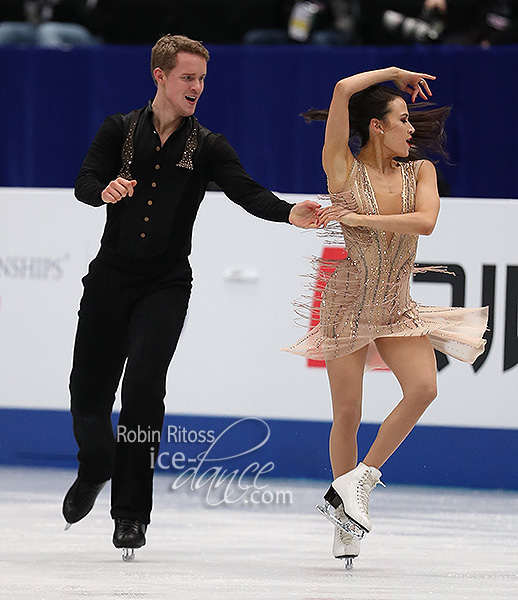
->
xmin=113 ymin=518 xmax=147 ymax=561
xmin=62 ymin=477 xmax=107 ymax=529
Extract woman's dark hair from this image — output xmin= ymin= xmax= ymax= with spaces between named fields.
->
xmin=302 ymin=85 xmax=451 ymax=161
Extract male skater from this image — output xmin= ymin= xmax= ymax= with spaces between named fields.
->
xmin=62 ymin=34 xmax=319 ymax=553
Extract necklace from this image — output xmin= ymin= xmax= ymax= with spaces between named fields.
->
xmin=360 ymin=159 xmax=400 ymax=175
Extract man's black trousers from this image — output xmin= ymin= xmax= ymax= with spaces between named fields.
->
xmin=69 ymin=256 xmax=192 ymax=524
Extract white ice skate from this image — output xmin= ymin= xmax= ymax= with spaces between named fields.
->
xmin=332 ymin=505 xmax=361 ymax=570
xmin=316 ymin=463 xmax=384 ymax=536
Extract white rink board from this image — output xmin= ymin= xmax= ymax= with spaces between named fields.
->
xmin=0 ymin=188 xmax=516 ymax=430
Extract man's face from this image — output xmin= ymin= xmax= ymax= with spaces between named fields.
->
xmin=157 ymin=52 xmax=207 ymax=117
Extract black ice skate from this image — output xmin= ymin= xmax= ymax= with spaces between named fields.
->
xmin=62 ymin=477 xmax=107 ymax=530
xmin=113 ymin=518 xmax=147 ymax=561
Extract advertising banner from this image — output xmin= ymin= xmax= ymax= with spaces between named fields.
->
xmin=1 ymin=188 xmax=517 ymax=487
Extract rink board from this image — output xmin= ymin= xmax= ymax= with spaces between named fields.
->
xmin=1 ymin=407 xmax=517 ymax=490
xmin=0 ymin=188 xmax=517 ymax=489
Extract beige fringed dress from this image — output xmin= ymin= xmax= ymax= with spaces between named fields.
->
xmin=284 ymin=157 xmax=488 ymax=369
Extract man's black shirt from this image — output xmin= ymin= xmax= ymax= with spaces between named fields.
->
xmin=75 ymin=102 xmax=294 ymax=272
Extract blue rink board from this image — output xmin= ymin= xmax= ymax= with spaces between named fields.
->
xmin=0 ymin=407 xmax=516 ymax=490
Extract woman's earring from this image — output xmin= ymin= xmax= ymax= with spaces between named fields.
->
xmin=380 ymin=130 xmax=385 ymax=135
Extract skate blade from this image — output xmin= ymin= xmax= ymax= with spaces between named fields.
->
xmin=121 ymin=548 xmax=135 ymax=562
xmin=64 ymin=522 xmax=71 ymax=531
xmin=343 ymin=557 xmax=354 ymax=570
xmin=315 ymin=503 xmax=366 ymax=540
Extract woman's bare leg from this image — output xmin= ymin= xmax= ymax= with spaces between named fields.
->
xmin=362 ymin=335 xmax=437 ymax=470
xmin=326 ymin=345 xmax=369 ymax=478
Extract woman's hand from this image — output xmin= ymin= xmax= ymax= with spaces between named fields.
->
xmin=317 ymin=205 xmax=363 ymax=228
xmin=392 ymin=68 xmax=436 ymax=103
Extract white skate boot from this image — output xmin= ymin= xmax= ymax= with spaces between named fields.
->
xmin=333 ymin=505 xmax=361 ymax=570
xmin=316 ymin=463 xmax=384 ymax=535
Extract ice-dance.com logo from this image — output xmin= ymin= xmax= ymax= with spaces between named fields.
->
xmin=153 ymin=417 xmax=292 ymax=508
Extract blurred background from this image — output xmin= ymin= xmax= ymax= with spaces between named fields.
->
xmin=1 ymin=0 xmax=518 ymax=197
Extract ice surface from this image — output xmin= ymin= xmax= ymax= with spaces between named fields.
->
xmin=1 ymin=467 xmax=517 ymax=600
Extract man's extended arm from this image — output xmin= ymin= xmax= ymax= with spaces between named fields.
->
xmin=208 ymin=134 xmax=319 ymax=228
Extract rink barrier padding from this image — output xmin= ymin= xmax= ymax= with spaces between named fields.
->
xmin=0 ymin=407 xmax=516 ymax=490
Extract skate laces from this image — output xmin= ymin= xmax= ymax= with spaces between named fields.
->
xmin=338 ymin=528 xmax=355 ymax=544
xmin=116 ymin=518 xmax=141 ymax=535
xmin=356 ymin=469 xmax=385 ymax=516
xmin=337 ymin=523 xmax=356 ymax=544
xmin=335 ymin=507 xmax=355 ymax=543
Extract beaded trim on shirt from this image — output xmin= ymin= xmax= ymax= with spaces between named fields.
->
xmin=118 ymin=112 xmax=199 ymax=178
xmin=118 ymin=113 xmax=140 ymax=180
xmin=176 ymin=124 xmax=198 ymax=170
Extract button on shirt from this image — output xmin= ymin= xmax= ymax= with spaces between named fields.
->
xmin=75 ymin=102 xmax=294 ymax=271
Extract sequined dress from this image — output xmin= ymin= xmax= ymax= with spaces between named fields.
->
xmin=284 ymin=158 xmax=488 ymax=368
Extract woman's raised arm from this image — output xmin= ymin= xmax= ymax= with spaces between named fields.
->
xmin=323 ymin=67 xmax=435 ymax=192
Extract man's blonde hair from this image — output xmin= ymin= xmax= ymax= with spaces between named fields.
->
xmin=150 ymin=35 xmax=210 ymax=85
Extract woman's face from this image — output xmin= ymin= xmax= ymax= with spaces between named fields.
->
xmin=380 ymin=97 xmax=415 ymax=157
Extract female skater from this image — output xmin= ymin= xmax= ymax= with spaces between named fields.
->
xmin=284 ymin=67 xmax=488 ymax=567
